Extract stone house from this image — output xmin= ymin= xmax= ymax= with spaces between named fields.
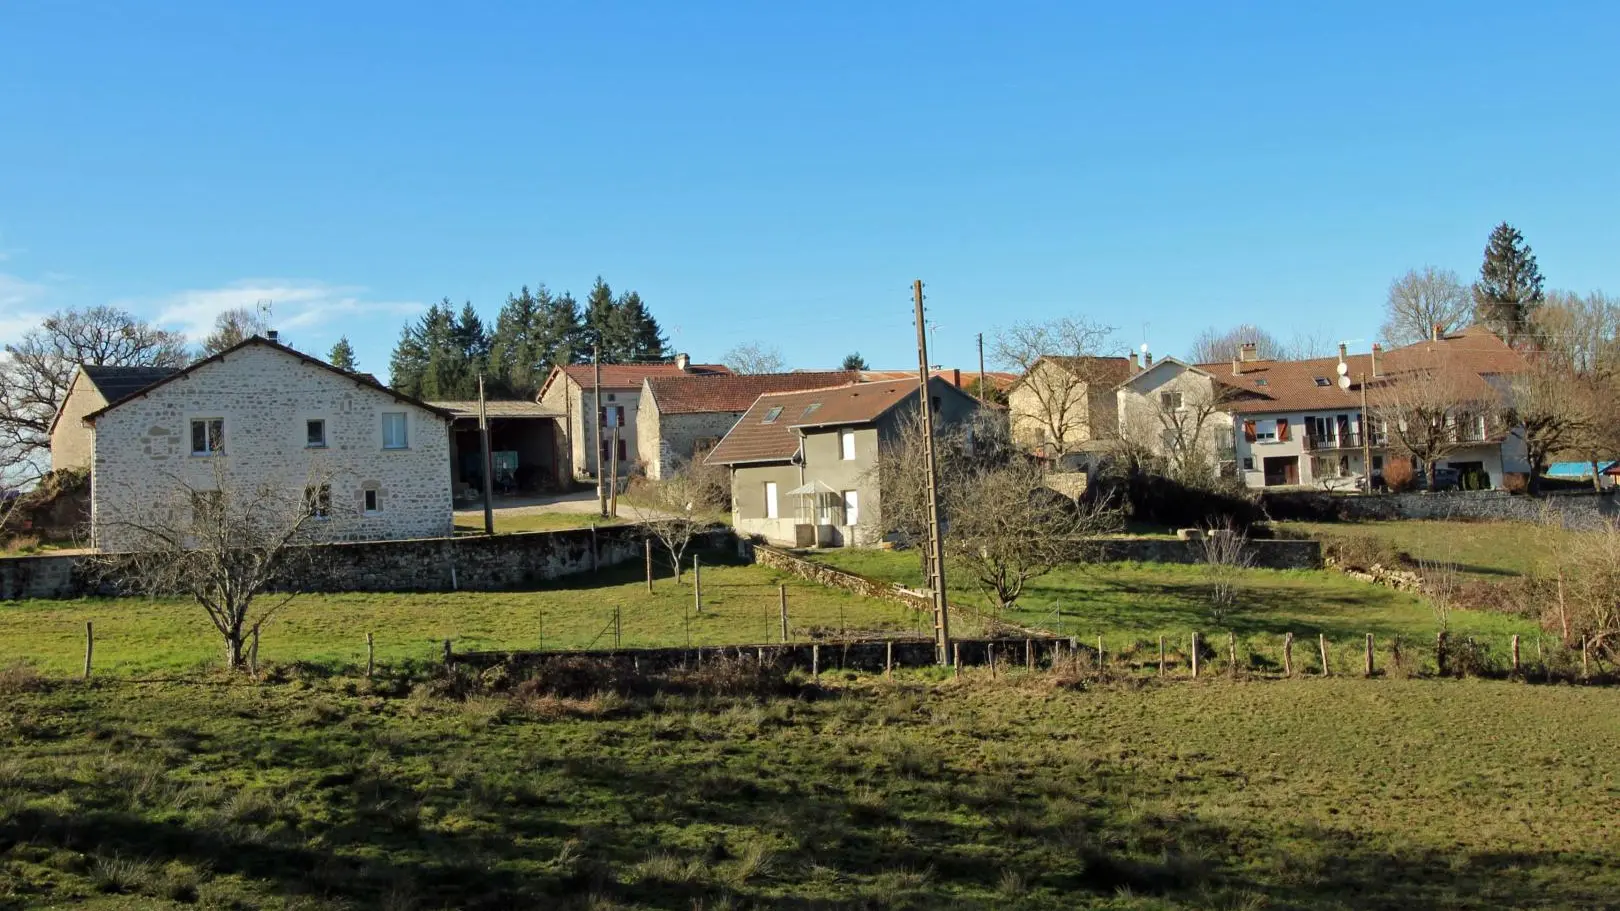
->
xmin=1116 ymin=327 xmax=1530 ymax=490
xmin=84 ymin=336 xmax=455 ymax=551
xmin=1007 ymin=356 xmax=1132 ymax=461
xmin=637 ymin=371 xmax=856 ymax=480
xmin=535 ymin=355 xmax=728 ymax=480
xmin=705 ymin=376 xmax=982 ymax=547
xmin=49 ymin=365 xmax=180 ymax=472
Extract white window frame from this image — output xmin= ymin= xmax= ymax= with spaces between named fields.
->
xmin=306 ymin=418 xmax=327 ymax=449
xmin=382 ymin=412 xmax=409 ymax=450
xmin=764 ymin=481 xmax=779 ymax=520
xmin=1254 ymin=419 xmax=1278 ymax=443
xmin=839 ymin=429 xmax=856 ymax=461
xmin=842 ymin=490 xmax=859 ymax=525
xmin=190 ymin=418 xmax=224 ymax=456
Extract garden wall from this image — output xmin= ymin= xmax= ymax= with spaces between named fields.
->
xmin=1 ymin=526 xmax=734 ymax=601
xmin=1262 ymin=489 xmax=1619 ymax=530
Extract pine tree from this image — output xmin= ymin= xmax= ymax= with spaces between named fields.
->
xmin=416 ymin=302 xmax=463 ymax=398
xmin=1472 ymin=222 xmax=1546 ymax=346
xmin=542 ymin=291 xmax=584 ymax=367
xmin=615 ymin=290 xmax=668 ymax=361
xmin=580 ymin=277 xmax=618 ymax=360
xmin=489 ymin=287 xmax=541 ymax=398
xmin=327 ymin=336 xmax=358 ymax=372
xmin=841 ymin=352 xmax=868 ymax=371
xmin=388 ymin=306 xmax=436 ymax=396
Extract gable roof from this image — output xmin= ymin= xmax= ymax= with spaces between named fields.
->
xmin=538 ymin=361 xmax=731 ymax=399
xmin=48 ymin=365 xmax=182 ymax=434
xmin=1192 ymin=326 xmax=1526 ymax=415
xmin=645 ymin=371 xmax=857 ymax=415
xmin=857 ymin=368 xmax=1021 ymax=391
xmin=706 ymin=375 xmax=973 ymax=465
xmin=428 ymin=400 xmax=562 ymax=420
xmin=83 ymin=336 xmax=456 ymax=423
xmin=1008 ymin=356 xmax=1132 ymax=394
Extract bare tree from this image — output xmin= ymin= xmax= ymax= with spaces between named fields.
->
xmin=1186 ymin=324 xmax=1288 ymax=364
xmin=722 ymin=342 xmax=785 ymax=375
xmin=1381 ymin=267 xmax=1472 ymax=347
xmin=1500 ymin=355 xmax=1599 ymax=494
xmin=1416 ymin=555 xmax=1460 ymax=634
xmin=1369 ymin=354 xmax=1490 ymax=489
xmin=1532 ymin=290 xmax=1620 ymax=376
xmin=95 ymin=458 xmax=333 ymax=670
xmin=1199 ymin=521 xmax=1253 ymax=625
xmin=994 ymin=317 xmax=1118 ymax=457
xmin=627 ymin=463 xmax=724 ymax=582
xmin=201 ymin=307 xmax=271 ymax=357
xmin=1115 ymin=368 xmax=1240 ymax=488
xmin=1547 ymin=525 xmax=1620 ymax=667
xmin=1 ymin=306 xmax=188 ymax=468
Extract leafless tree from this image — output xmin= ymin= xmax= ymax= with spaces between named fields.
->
xmin=1500 ymin=354 xmax=1599 ymax=494
xmin=1186 ymin=324 xmax=1288 ymax=364
xmin=1416 ymin=555 xmax=1460 ymax=633
xmin=1115 ymin=369 xmax=1240 ymax=488
xmin=1547 ymin=525 xmax=1620 ymax=667
xmin=722 ymin=342 xmax=785 ymax=375
xmin=94 ymin=458 xmax=334 ymax=671
xmin=628 ymin=463 xmax=724 ymax=582
xmin=1531 ymin=291 xmax=1620 ymax=375
xmin=1 ymin=306 xmax=188 ymax=469
xmin=1199 ymin=520 xmax=1253 ymax=625
xmin=993 ymin=317 xmax=1118 ymax=456
xmin=1381 ymin=267 xmax=1472 ymax=347
xmin=1369 ymin=353 xmax=1490 ymax=489
xmin=200 ymin=307 xmax=271 ymax=357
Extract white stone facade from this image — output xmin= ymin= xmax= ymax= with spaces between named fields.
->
xmin=89 ymin=343 xmax=453 ymax=551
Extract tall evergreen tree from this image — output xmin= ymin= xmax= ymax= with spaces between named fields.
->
xmin=327 ymin=336 xmax=357 ymax=372
xmin=489 ymin=286 xmax=542 ymax=397
xmin=1472 ymin=222 xmax=1546 ymax=346
xmin=580 ymin=277 xmax=619 ymax=360
xmin=542 ymin=291 xmax=584 ymax=368
xmin=615 ymin=291 xmax=668 ymax=361
xmin=416 ymin=301 xmax=464 ymax=398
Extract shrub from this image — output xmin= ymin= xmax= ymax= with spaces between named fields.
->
xmin=1382 ymin=459 xmax=1416 ymax=493
xmin=1323 ymin=533 xmax=1404 ymax=571
xmin=1502 ymin=472 xmax=1529 ymax=494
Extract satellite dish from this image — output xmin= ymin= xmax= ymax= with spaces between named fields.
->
xmin=1337 ymin=374 xmax=1352 ymax=391
xmin=1140 ymin=343 xmax=1150 ymax=353
xmin=1336 ymin=361 xmax=1350 ymax=376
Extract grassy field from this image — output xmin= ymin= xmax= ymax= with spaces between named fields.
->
xmin=2 ymin=670 xmax=1617 ymax=909
xmin=0 ymin=559 xmax=955 ymax=678
xmin=808 ymin=550 xmax=1539 ymax=669
xmin=1276 ymin=519 xmax=1568 ymax=579
xmin=453 ymin=511 xmax=625 ymax=534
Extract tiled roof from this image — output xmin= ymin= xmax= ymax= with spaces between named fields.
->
xmin=706 ymin=377 xmax=950 ymax=465
xmin=548 ymin=361 xmax=731 ymax=394
xmin=1193 ymin=326 xmax=1526 ymax=415
xmin=428 ymin=400 xmax=563 ymax=419
xmin=79 ymin=365 xmax=181 ymax=403
xmin=646 ymin=371 xmax=857 ymax=415
xmin=858 ymin=368 xmax=1021 ymax=391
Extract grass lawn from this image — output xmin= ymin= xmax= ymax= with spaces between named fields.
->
xmin=808 ymin=550 xmax=1539 ymax=670
xmin=1276 ymin=519 xmax=1568 ymax=579
xmin=0 ymin=559 xmax=957 ymax=678
xmin=453 ymin=511 xmax=625 ymax=534
xmin=2 ymin=672 xmax=1617 ymax=909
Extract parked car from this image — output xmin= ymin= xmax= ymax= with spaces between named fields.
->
xmin=1416 ymin=467 xmax=1461 ymax=491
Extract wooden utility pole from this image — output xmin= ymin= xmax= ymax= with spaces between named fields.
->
xmin=478 ymin=373 xmax=495 ymax=535
xmin=594 ymin=345 xmax=607 ymax=517
xmin=975 ymin=332 xmax=986 ymax=402
xmin=913 ymin=280 xmax=952 ymax=665
xmin=779 ymin=585 xmax=789 ymax=642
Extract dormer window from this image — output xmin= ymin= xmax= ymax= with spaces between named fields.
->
xmin=1254 ymin=378 xmax=1269 ymax=387
xmin=801 ymin=403 xmax=822 ymax=420
xmin=762 ymin=406 xmax=784 ymax=424
xmin=1313 ymin=377 xmax=1331 ymax=387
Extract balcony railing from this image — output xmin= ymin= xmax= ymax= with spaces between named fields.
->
xmin=1304 ymin=433 xmax=1361 ymax=451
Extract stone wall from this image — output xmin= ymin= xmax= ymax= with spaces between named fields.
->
xmin=1262 ymin=489 xmax=1619 ymax=530
xmin=2 ymin=525 xmax=730 ymax=601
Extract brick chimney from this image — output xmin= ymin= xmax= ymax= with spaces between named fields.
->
xmin=1338 ymin=342 xmax=1348 ymax=363
xmin=1371 ymin=343 xmax=1381 ymax=377
xmin=1129 ymin=352 xmax=1140 ymax=372
xmin=675 ymin=353 xmax=691 ymax=372
xmin=266 ymin=329 xmax=279 ymax=344
xmin=1240 ymin=342 xmax=1259 ymax=362
xmin=1231 ymin=348 xmax=1241 ymax=376
xmin=951 ymin=368 xmax=961 ymax=388
xmin=1431 ymin=323 xmax=1442 ymax=342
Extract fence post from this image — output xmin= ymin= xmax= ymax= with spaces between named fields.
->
xmin=1191 ymin=632 xmax=1200 ymax=679
xmin=811 ymin=643 xmax=820 ymax=680
xmin=693 ymin=556 xmax=702 ymax=615
xmin=1581 ymin=636 xmax=1590 ymax=679
xmin=1364 ymin=633 xmax=1374 ymax=677
xmin=443 ymin=638 xmax=452 ymax=668
xmin=1319 ymin=634 xmax=1330 ymax=677
xmin=366 ymin=632 xmax=375 ymax=678
xmin=249 ymin=628 xmax=260 ymax=676
xmin=83 ymin=621 xmax=93 ymax=681
xmin=1227 ymin=631 xmax=1237 ymax=677
xmin=779 ymin=585 xmax=789 ymax=642
xmin=1025 ymin=638 xmax=1033 ymax=671
xmin=614 ymin=605 xmax=622 ymax=650
xmin=1436 ymin=631 xmax=1448 ymax=676
xmin=1158 ymin=635 xmax=1166 ymax=678
xmin=953 ymin=642 xmax=961 ymax=677
xmin=1096 ymin=635 xmax=1104 ymax=671
xmin=989 ymin=643 xmax=997 ymax=679
xmin=1283 ymin=632 xmax=1294 ymax=677
xmin=1511 ymin=634 xmax=1520 ymax=676
xmin=886 ymin=640 xmax=894 ymax=678
xmin=645 ymin=539 xmax=653 ymax=592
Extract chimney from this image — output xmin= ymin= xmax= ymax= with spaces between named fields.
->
xmin=1371 ymin=343 xmax=1381 ymax=377
xmin=1129 ymin=352 xmax=1140 ymax=372
xmin=1337 ymin=342 xmax=1348 ymax=363
xmin=1431 ymin=323 xmax=1442 ymax=342
xmin=266 ymin=329 xmax=279 ymax=343
xmin=952 ymin=368 xmax=961 ymax=388
xmin=1143 ymin=350 xmax=1153 ymax=368
xmin=1231 ymin=349 xmax=1241 ymax=376
xmin=675 ymin=353 xmax=691 ymax=372
xmin=1240 ymin=342 xmax=1259 ymax=362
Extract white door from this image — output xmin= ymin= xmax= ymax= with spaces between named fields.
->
xmin=764 ymin=482 xmax=779 ymax=519
xmin=842 ymin=490 xmax=859 ymax=525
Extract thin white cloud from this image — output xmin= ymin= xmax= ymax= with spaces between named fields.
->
xmin=0 ymin=273 xmax=48 ymax=346
xmin=149 ymin=280 xmax=425 ymax=340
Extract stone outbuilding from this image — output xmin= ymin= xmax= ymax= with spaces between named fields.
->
xmin=637 ymin=371 xmax=856 ymax=479
xmin=49 ymin=365 xmax=181 ymax=472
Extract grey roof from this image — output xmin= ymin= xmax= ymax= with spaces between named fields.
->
xmin=429 ymin=400 xmax=563 ymax=419
xmin=79 ymin=365 xmax=181 ymax=403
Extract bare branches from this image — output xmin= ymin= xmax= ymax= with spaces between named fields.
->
xmin=1115 ymin=369 xmax=1239 ymax=488
xmin=1368 ymin=352 xmax=1492 ymax=488
xmin=1199 ymin=521 xmax=1253 ymax=625
xmin=1546 ymin=525 xmax=1620 ymax=665
xmin=995 ymin=317 xmax=1118 ymax=457
xmin=627 ymin=464 xmax=724 ymax=582
xmin=722 ymin=343 xmax=785 ymax=375
xmin=1381 ymin=267 xmax=1471 ymax=347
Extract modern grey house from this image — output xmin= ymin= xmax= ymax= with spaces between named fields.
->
xmin=705 ymin=375 xmax=982 ymax=547
xmin=637 ymin=371 xmax=856 ymax=479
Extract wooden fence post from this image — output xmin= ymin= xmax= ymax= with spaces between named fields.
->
xmin=811 ymin=643 xmax=820 ymax=680
xmin=693 ymin=556 xmax=702 ymax=615
xmin=1364 ymin=634 xmax=1374 ymax=677
xmin=953 ymin=642 xmax=961 ymax=677
xmin=83 ymin=621 xmax=93 ymax=681
xmin=1025 ymin=638 xmax=1033 ymax=670
xmin=1581 ymin=637 xmax=1590 ymax=679
xmin=886 ymin=640 xmax=894 ymax=678
xmin=1227 ymin=631 xmax=1237 ymax=677
xmin=645 ymin=539 xmax=653 ymax=592
xmin=250 ymin=628 xmax=260 ymax=676
xmin=1319 ymin=634 xmax=1330 ymax=677
xmin=443 ymin=638 xmax=452 ymax=668
xmin=1158 ymin=635 xmax=1166 ymax=678
xmin=366 ymin=632 xmax=375 ymax=678
xmin=1283 ymin=632 xmax=1293 ymax=677
xmin=1436 ymin=631 xmax=1448 ymax=676
xmin=614 ymin=605 xmax=622 ymax=650
xmin=1511 ymin=634 xmax=1520 ymax=676
xmin=1191 ymin=632 xmax=1200 ymax=679
xmin=1096 ymin=635 xmax=1104 ymax=671
xmin=989 ymin=644 xmax=997 ymax=679
xmin=779 ymin=585 xmax=789 ymax=642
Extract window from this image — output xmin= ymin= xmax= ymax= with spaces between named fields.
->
xmin=606 ymin=393 xmax=616 ymax=402
xmin=599 ymin=406 xmax=625 ymax=428
xmin=306 ymin=419 xmax=327 ymax=448
xmin=762 ymin=406 xmax=784 ymax=424
xmin=1159 ymin=392 xmax=1183 ymax=410
xmin=840 ymin=429 xmax=856 ymax=461
xmin=764 ymin=481 xmax=779 ymax=519
xmin=930 ymin=396 xmax=941 ymax=414
xmin=363 ymin=487 xmax=380 ymax=514
xmin=1254 ymin=419 xmax=1278 ymax=442
xmin=1372 ymin=455 xmax=1384 ymax=471
xmin=1254 ymin=378 xmax=1269 ymax=386
xmin=842 ymin=490 xmax=860 ymax=525
xmin=1276 ymin=418 xmax=1291 ymax=442
xmin=1242 ymin=457 xmax=1254 ymax=471
xmin=382 ymin=413 xmax=408 ymax=449
xmin=801 ymin=403 xmax=822 ymax=420
xmin=304 ymin=484 xmax=331 ymax=519
xmin=190 ymin=419 xmax=224 ymax=455
xmin=599 ymin=437 xmax=628 ymax=463
xmin=1314 ymin=377 xmax=1331 ymax=387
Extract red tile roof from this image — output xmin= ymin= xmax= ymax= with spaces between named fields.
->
xmin=541 ymin=361 xmax=731 ymax=396
xmin=646 ymin=371 xmax=857 ymax=415
xmin=706 ymin=376 xmax=961 ymax=465
xmin=1190 ymin=326 xmax=1526 ymax=414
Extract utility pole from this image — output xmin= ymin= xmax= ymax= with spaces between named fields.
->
xmin=1359 ymin=372 xmax=1373 ymax=492
xmin=914 ymin=280 xmax=952 ymax=665
xmin=478 ymin=373 xmax=495 ymax=535
xmin=975 ymin=332 xmax=986 ymax=402
xmin=594 ymin=345 xmax=607 ymax=517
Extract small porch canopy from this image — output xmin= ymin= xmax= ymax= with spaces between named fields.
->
xmin=785 ymin=479 xmax=848 ymax=525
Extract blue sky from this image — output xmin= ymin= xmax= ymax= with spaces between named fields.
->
xmin=2 ymin=2 xmax=1617 ymax=379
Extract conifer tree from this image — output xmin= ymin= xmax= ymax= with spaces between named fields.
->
xmin=841 ymin=352 xmax=868 ymax=370
xmin=616 ymin=290 xmax=668 ymax=361
xmin=1472 ymin=222 xmax=1546 ymax=346
xmin=580 ymin=277 xmax=618 ymax=360
xmin=327 ymin=336 xmax=357 ymax=372
xmin=542 ymin=290 xmax=584 ymax=367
